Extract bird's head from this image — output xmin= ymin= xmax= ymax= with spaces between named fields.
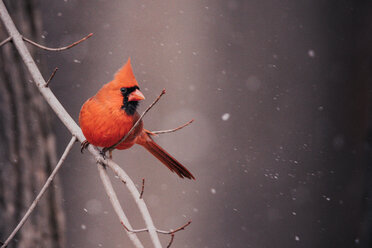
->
xmin=107 ymin=58 xmax=145 ymax=115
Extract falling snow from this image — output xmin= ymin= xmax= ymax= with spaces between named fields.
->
xmin=211 ymin=188 xmax=217 ymax=194
xmin=222 ymin=113 xmax=230 ymax=121
xmin=308 ymin=49 xmax=315 ymax=58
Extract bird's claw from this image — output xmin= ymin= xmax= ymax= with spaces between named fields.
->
xmin=100 ymin=149 xmax=107 ymax=159
xmin=99 ymin=147 xmax=113 ymax=160
xmin=81 ymin=140 xmax=90 ymax=153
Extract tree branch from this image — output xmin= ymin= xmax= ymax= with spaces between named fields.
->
xmin=120 ymin=219 xmax=192 ymax=248
xmin=23 ymin=33 xmax=93 ymax=51
xmin=166 ymin=234 xmax=175 ymax=248
xmin=98 ymin=164 xmax=144 ymax=248
xmin=96 ymin=157 xmax=162 ymax=247
xmin=0 ymin=36 xmax=11 ymax=47
xmin=156 ymin=220 xmax=192 ymax=235
xmin=151 ymin=119 xmax=194 ymax=135
xmin=45 ymin=67 xmax=58 ymax=87
xmin=0 ymin=136 xmax=77 ymax=248
xmin=140 ymin=178 xmax=145 ymax=199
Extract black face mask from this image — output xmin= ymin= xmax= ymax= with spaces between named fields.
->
xmin=121 ymin=86 xmax=139 ymax=115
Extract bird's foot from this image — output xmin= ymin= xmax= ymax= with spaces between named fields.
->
xmin=81 ymin=140 xmax=90 ymax=153
xmin=100 ymin=148 xmax=108 ymax=159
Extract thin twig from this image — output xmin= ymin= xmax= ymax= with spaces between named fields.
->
xmin=0 ymin=2 xmax=162 ymax=247
xmin=104 ymin=89 xmax=166 ymax=153
xmin=45 ymin=67 xmax=58 ymax=87
xmin=167 ymin=234 xmax=175 ymax=248
xmin=151 ymin=119 xmax=194 ymax=135
xmin=0 ymin=36 xmax=11 ymax=47
xmin=98 ymin=164 xmax=144 ymax=247
xmin=121 ymin=222 xmax=149 ymax=234
xmin=156 ymin=220 xmax=192 ymax=235
xmin=0 ymin=136 xmax=77 ymax=248
xmin=120 ymin=219 xmax=191 ymax=236
xmin=23 ymin=33 xmax=93 ymax=51
xmin=139 ymin=178 xmax=145 ymax=199
xmin=163 ymin=221 xmax=191 ymax=248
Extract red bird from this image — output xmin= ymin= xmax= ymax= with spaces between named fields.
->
xmin=79 ymin=58 xmax=194 ymax=179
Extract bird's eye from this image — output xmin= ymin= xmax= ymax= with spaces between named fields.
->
xmin=120 ymin=87 xmax=127 ymax=94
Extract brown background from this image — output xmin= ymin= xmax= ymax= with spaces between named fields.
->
xmin=13 ymin=0 xmax=372 ymax=247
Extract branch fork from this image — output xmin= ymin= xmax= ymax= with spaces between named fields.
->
xmin=121 ymin=220 xmax=192 ymax=248
xmin=0 ymin=36 xmax=11 ymax=47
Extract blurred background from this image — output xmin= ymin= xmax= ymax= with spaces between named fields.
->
xmin=1 ymin=0 xmax=372 ymax=247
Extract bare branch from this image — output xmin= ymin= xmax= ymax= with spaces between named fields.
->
xmin=167 ymin=234 xmax=175 ymax=248
xmin=0 ymin=36 xmax=11 ymax=47
xmin=1 ymin=136 xmax=77 ymax=248
xmin=98 ymin=164 xmax=144 ymax=248
xmin=151 ymin=119 xmax=194 ymax=135
xmin=139 ymin=178 xmax=145 ymax=199
xmin=97 ymin=158 xmax=162 ymax=247
xmin=120 ymin=219 xmax=191 ymax=248
xmin=104 ymin=89 xmax=166 ymax=153
xmin=156 ymin=220 xmax=192 ymax=235
xmin=22 ymin=33 xmax=93 ymax=51
xmin=45 ymin=67 xmax=58 ymax=87
xmin=121 ymin=221 xmax=149 ymax=234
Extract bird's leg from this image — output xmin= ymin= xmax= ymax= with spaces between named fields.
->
xmin=80 ymin=140 xmax=90 ymax=153
xmin=100 ymin=147 xmax=114 ymax=159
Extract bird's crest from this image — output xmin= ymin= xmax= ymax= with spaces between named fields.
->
xmin=113 ymin=58 xmax=139 ymax=87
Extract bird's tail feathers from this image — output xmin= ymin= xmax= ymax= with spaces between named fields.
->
xmin=142 ymin=138 xmax=195 ymax=180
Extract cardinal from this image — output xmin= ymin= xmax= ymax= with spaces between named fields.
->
xmin=79 ymin=58 xmax=194 ymax=179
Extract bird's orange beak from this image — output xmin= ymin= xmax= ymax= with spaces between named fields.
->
xmin=128 ymin=89 xmax=145 ymax=102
